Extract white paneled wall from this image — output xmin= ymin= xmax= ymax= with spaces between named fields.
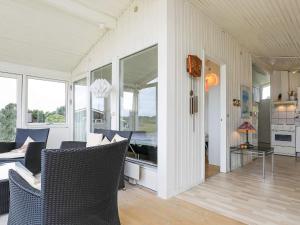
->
xmin=170 ymin=0 xmax=253 ymax=195
xmin=71 ymin=0 xmax=254 ymax=198
xmin=71 ymin=0 xmax=170 ymax=196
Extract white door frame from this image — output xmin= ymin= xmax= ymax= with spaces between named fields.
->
xmin=200 ymin=50 xmax=227 ymax=182
xmin=0 ymin=71 xmax=23 ymax=128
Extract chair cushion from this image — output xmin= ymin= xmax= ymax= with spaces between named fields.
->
xmin=13 ymin=136 xmax=35 ymax=153
xmin=100 ymin=137 xmax=111 ymax=145
xmin=86 ymin=133 xmax=103 ymax=147
xmin=111 ymin=134 xmax=127 ymax=143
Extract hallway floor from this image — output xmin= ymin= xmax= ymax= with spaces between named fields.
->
xmin=177 ymin=155 xmax=300 ymax=225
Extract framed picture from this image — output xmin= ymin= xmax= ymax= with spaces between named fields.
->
xmin=241 ymin=85 xmax=251 ymax=118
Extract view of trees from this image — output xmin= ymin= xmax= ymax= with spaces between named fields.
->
xmin=0 ymin=103 xmax=66 ymax=141
xmin=0 ymin=103 xmax=17 ymax=141
xmin=28 ymin=106 xmax=65 ymax=123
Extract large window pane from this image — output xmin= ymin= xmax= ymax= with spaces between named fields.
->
xmin=90 ymin=64 xmax=112 ymax=131
xmin=74 ymin=78 xmax=87 ymax=141
xmin=27 ymin=78 xmax=66 ymax=124
xmin=120 ymin=45 xmax=158 ymax=165
xmin=0 ymin=76 xmax=17 ymax=141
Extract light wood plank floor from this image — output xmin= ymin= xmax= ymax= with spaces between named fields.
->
xmin=177 ymin=155 xmax=300 ymax=225
xmin=0 ymin=185 xmax=242 ymax=225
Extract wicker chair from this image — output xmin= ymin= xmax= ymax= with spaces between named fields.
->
xmin=94 ymin=129 xmax=132 ymax=189
xmin=61 ymin=129 xmax=132 ymax=189
xmin=0 ymin=128 xmax=50 ymax=174
xmin=8 ymin=140 xmax=128 ymax=225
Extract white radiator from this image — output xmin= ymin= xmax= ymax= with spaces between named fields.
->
xmin=124 ymin=161 xmax=140 ymax=180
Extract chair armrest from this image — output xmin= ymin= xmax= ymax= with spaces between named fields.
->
xmin=8 ymin=170 xmax=42 ymax=224
xmin=60 ymin=141 xmax=87 ymax=149
xmin=24 ymin=142 xmax=45 ymax=175
xmin=0 ymin=142 xmax=16 ymax=153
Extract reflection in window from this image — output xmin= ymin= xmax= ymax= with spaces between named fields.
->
xmin=90 ymin=64 xmax=112 ymax=131
xmin=74 ymin=78 xmax=87 ymax=141
xmin=120 ymin=45 xmax=158 ymax=165
xmin=27 ymin=78 xmax=66 ymax=124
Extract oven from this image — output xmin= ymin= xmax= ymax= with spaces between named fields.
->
xmin=271 ymin=130 xmax=295 ymax=147
xmin=271 ymin=125 xmax=296 ymax=156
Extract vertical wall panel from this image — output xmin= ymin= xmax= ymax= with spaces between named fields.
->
xmin=172 ymin=0 xmax=253 ymax=195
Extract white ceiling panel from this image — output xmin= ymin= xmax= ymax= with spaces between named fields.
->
xmin=0 ymin=0 xmax=131 ymax=72
xmin=195 ymin=0 xmax=300 ymax=71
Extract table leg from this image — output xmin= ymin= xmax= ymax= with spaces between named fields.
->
xmin=230 ymin=152 xmax=232 ymax=172
xmin=263 ymin=152 xmax=265 ymax=179
xmin=271 ymin=153 xmax=274 ymax=174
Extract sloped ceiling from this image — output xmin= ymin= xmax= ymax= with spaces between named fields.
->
xmin=195 ymin=0 xmax=300 ymax=71
xmin=0 ymin=0 xmax=131 ymax=72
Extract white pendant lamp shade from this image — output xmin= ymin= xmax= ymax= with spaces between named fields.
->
xmin=90 ymin=79 xmax=112 ymax=98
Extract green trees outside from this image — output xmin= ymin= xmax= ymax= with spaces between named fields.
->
xmin=29 ymin=106 xmax=65 ymax=123
xmin=0 ymin=104 xmax=66 ymax=141
xmin=0 ymin=103 xmax=17 ymax=141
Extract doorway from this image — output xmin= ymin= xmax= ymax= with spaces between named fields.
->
xmin=200 ymin=51 xmax=227 ymax=182
xmin=252 ymin=64 xmax=271 ymax=147
xmin=204 ymin=59 xmax=221 ymax=178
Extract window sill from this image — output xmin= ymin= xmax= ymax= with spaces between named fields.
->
xmin=26 ymin=123 xmax=69 ymax=128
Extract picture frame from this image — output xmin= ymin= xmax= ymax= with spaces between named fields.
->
xmin=241 ymin=85 xmax=251 ymax=118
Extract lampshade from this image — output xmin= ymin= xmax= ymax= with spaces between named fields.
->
xmin=90 ymin=79 xmax=112 ymax=98
xmin=238 ymin=121 xmax=256 ymax=133
xmin=205 ymin=72 xmax=219 ymax=92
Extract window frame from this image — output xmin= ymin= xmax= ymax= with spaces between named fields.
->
xmin=25 ymin=76 xmax=69 ymax=127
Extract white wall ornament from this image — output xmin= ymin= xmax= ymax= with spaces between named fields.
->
xmin=90 ymin=79 xmax=112 ymax=98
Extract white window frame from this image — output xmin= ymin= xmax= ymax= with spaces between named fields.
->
xmin=72 ymin=77 xmax=88 ymax=141
xmin=25 ymin=76 xmax=69 ymax=127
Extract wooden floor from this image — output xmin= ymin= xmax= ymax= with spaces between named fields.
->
xmin=206 ymin=163 xmax=220 ymax=178
xmin=0 ymin=185 xmax=242 ymax=225
xmin=119 ymin=186 xmax=243 ymax=225
xmin=205 ymin=152 xmax=220 ymax=178
xmin=178 ymin=155 xmax=300 ymax=225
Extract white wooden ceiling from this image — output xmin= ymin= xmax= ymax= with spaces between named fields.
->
xmin=0 ymin=0 xmax=131 ymax=72
xmin=195 ymin=0 xmax=300 ymax=71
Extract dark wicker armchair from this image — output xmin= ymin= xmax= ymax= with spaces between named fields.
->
xmin=8 ymin=140 xmax=128 ymax=225
xmin=0 ymin=128 xmax=50 ymax=174
xmin=94 ymin=129 xmax=132 ymax=190
xmin=61 ymin=129 xmax=132 ymax=189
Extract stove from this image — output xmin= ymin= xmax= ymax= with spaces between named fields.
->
xmin=271 ymin=124 xmax=296 ymax=156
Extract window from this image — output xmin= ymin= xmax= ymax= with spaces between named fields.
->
xmin=120 ymin=45 xmax=158 ymax=165
xmin=261 ymin=85 xmax=270 ymax=100
xmin=74 ymin=78 xmax=87 ymax=141
xmin=0 ymin=74 xmax=20 ymax=141
xmin=27 ymin=78 xmax=66 ymax=124
xmin=90 ymin=64 xmax=112 ymax=131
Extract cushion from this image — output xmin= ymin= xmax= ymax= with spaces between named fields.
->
xmin=86 ymin=133 xmax=103 ymax=147
xmin=111 ymin=134 xmax=127 ymax=143
xmin=12 ymin=136 xmax=35 ymax=153
xmin=100 ymin=137 xmax=111 ymax=145
xmin=14 ymin=162 xmax=41 ymax=190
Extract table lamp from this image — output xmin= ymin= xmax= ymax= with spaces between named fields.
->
xmin=238 ymin=121 xmax=256 ymax=149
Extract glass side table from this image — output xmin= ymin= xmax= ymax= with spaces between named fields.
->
xmin=230 ymin=146 xmax=274 ymax=179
